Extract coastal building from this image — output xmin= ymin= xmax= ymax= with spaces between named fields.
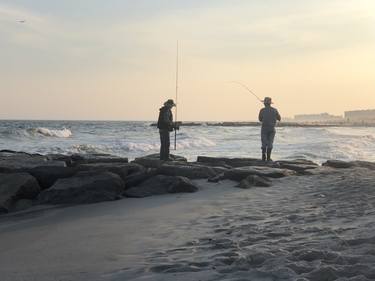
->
xmin=344 ymin=109 xmax=375 ymax=122
xmin=294 ymin=113 xmax=343 ymax=123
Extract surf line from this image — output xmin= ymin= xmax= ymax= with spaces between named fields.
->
xmin=229 ymin=81 xmax=263 ymax=103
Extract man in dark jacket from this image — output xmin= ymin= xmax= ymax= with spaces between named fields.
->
xmin=258 ymin=97 xmax=281 ymax=161
xmin=157 ymin=99 xmax=176 ymax=160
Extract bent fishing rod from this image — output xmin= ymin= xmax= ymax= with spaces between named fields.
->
xmin=229 ymin=81 xmax=263 ymax=103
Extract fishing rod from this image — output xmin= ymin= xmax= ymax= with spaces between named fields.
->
xmin=174 ymin=40 xmax=179 ymax=150
xmin=230 ymin=81 xmax=263 ymax=103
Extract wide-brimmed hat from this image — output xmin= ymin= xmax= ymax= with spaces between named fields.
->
xmin=263 ymin=97 xmax=273 ymax=104
xmin=164 ymin=99 xmax=176 ymax=106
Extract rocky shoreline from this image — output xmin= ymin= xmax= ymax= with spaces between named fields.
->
xmin=2 ymin=150 xmax=375 ymax=280
xmin=1 ymin=149 xmax=374 ymax=215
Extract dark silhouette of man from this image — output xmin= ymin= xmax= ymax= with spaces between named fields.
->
xmin=157 ymin=99 xmax=176 ymax=160
xmin=258 ymin=97 xmax=281 ymax=161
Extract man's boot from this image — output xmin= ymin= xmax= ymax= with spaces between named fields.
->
xmin=267 ymin=148 xmax=272 ymax=161
xmin=262 ymin=148 xmax=266 ymax=161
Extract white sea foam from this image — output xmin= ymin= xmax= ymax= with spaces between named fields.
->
xmin=31 ymin=127 xmax=72 ymax=138
xmin=176 ymin=136 xmax=216 ymax=149
xmin=99 ymin=137 xmax=216 ymax=153
xmin=1 ymin=121 xmax=375 ymax=163
xmin=122 ymin=142 xmax=159 ymax=152
xmin=70 ymin=144 xmax=107 ymax=154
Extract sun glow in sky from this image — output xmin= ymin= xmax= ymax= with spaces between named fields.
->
xmin=0 ymin=0 xmax=374 ymax=121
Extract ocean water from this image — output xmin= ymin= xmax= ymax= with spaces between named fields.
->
xmin=1 ymin=120 xmax=375 ymax=163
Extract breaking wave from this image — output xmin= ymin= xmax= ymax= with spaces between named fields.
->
xmin=29 ymin=127 xmax=72 ymax=138
xmin=0 ymin=127 xmax=72 ymax=139
xmin=176 ymin=136 xmax=216 ymax=149
xmin=63 ymin=136 xmax=217 ymax=156
xmin=70 ymin=144 xmax=107 ymax=154
xmin=1 ymin=120 xmax=375 ymax=163
xmin=122 ymin=137 xmax=216 ymax=152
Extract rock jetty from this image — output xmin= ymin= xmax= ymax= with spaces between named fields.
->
xmin=2 ymin=149 xmax=375 ymax=214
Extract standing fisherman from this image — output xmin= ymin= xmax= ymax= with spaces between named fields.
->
xmin=157 ymin=99 xmax=177 ymax=161
xmin=258 ymin=97 xmax=281 ymax=161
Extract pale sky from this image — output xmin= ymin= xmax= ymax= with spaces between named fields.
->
xmin=0 ymin=0 xmax=374 ymax=121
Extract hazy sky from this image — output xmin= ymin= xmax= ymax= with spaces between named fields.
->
xmin=1 ymin=0 xmax=374 ymax=121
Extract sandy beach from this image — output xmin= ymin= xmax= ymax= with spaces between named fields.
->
xmin=1 ymin=166 xmax=375 ymax=281
xmin=2 ymin=1 xmax=375 ymax=280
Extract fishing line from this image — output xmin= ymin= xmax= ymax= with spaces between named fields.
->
xmin=229 ymin=81 xmax=263 ymax=103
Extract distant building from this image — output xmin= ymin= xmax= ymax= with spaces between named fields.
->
xmin=345 ymin=109 xmax=375 ymax=122
xmin=294 ymin=113 xmax=343 ymax=123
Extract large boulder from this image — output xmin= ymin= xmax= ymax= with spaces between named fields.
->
xmin=10 ymin=199 xmax=34 ymax=212
xmin=132 ymin=154 xmax=187 ymax=169
xmin=124 ymin=168 xmax=158 ymax=189
xmin=197 ymin=156 xmax=319 ymax=171
xmin=277 ymin=159 xmax=318 ymax=165
xmin=46 ymin=154 xmax=74 ymax=166
xmin=0 ymin=151 xmax=66 ymax=173
xmin=275 ymin=160 xmax=319 ymax=174
xmin=0 ymin=173 xmax=41 ymax=213
xmin=197 ymin=156 xmax=268 ymax=168
xmin=157 ymin=163 xmax=227 ymax=179
xmin=322 ymin=160 xmax=354 ymax=169
xmin=124 ymin=175 xmax=199 ymax=198
xmin=28 ymin=166 xmax=77 ymax=189
xmin=207 ymin=173 xmax=226 ymax=183
xmin=38 ymin=171 xmax=125 ymax=205
xmin=224 ymin=166 xmax=295 ymax=181
xmin=77 ymin=163 xmax=144 ymax=181
xmin=70 ymin=153 xmax=128 ymax=166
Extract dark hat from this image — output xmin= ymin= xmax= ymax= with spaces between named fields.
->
xmin=164 ymin=99 xmax=176 ymax=106
xmin=263 ymin=97 xmax=273 ymax=104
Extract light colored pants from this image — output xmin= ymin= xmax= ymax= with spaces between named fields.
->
xmin=261 ymin=128 xmax=276 ymax=150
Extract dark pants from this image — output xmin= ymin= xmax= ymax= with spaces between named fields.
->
xmin=159 ymin=130 xmax=170 ymax=160
xmin=261 ymin=127 xmax=276 ymax=150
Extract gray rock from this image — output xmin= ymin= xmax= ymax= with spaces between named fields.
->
xmin=275 ymin=159 xmax=318 ymax=166
xmin=10 ymin=199 xmax=33 ymax=212
xmin=0 ymin=151 xmax=66 ymax=173
xmin=238 ymin=175 xmax=272 ymax=189
xmin=124 ymin=168 xmax=159 ymax=189
xmin=38 ymin=171 xmax=125 ymax=205
xmin=169 ymin=177 xmax=200 ymax=193
xmin=125 ymin=175 xmax=199 ymax=198
xmin=77 ymin=163 xmax=144 ymax=181
xmin=197 ymin=156 xmax=268 ymax=168
xmin=157 ymin=163 xmax=227 ymax=179
xmin=275 ymin=162 xmax=319 ymax=174
xmin=322 ymin=160 xmax=354 ymax=169
xmin=29 ymin=166 xmax=77 ymax=189
xmin=208 ymin=173 xmax=226 ymax=183
xmin=197 ymin=156 xmax=320 ymax=172
xmin=132 ymin=154 xmax=187 ymax=169
xmin=302 ymin=166 xmax=340 ymax=175
xmin=0 ymin=173 xmax=41 ymax=213
xmin=46 ymin=154 xmax=74 ymax=166
xmin=71 ymin=153 xmax=128 ymax=165
xmin=224 ymin=166 xmax=296 ymax=181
